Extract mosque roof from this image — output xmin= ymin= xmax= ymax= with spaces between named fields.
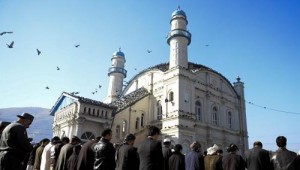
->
xmin=113 ymin=51 xmax=125 ymax=57
xmin=109 ymin=87 xmax=149 ymax=112
xmin=49 ymin=92 xmax=116 ymax=116
xmin=172 ymin=8 xmax=187 ymax=18
xmin=124 ymin=62 xmax=238 ymax=97
xmin=67 ymin=92 xmax=115 ymax=108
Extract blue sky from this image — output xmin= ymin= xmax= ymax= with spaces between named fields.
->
xmin=1 ymin=1 xmax=299 ymax=152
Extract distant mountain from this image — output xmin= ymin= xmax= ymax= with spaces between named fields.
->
xmin=0 ymin=107 xmax=53 ymax=143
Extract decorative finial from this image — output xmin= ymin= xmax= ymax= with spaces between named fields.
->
xmin=177 ymin=6 xmax=181 ymax=10
xmin=119 ymin=47 xmax=121 ymax=52
xmin=236 ymin=75 xmax=241 ymax=82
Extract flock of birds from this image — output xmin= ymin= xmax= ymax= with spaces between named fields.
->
xmin=1 ymin=31 xmax=94 ymax=95
xmin=1 ymin=31 xmax=155 ymax=98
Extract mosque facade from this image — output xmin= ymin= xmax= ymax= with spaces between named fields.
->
xmin=50 ymin=8 xmax=248 ymax=154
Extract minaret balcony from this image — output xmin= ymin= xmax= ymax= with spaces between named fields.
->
xmin=167 ymin=29 xmax=191 ymax=45
xmin=108 ymin=67 xmax=127 ymax=78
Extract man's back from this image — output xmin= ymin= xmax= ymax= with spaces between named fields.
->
xmin=93 ymin=138 xmax=116 ymax=170
xmin=55 ymin=143 xmax=74 ymax=170
xmin=162 ymin=146 xmax=172 ymax=170
xmin=116 ymin=143 xmax=139 ymax=170
xmin=245 ymin=147 xmax=271 ymax=170
xmin=185 ymin=150 xmax=204 ymax=170
xmin=138 ymin=138 xmax=163 ymax=170
xmin=0 ymin=122 xmax=33 ymax=158
xmin=76 ymin=139 xmax=98 ymax=170
xmin=271 ymin=148 xmax=298 ymax=170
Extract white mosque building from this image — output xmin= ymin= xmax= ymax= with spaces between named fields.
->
xmin=50 ymin=8 xmax=248 ymax=154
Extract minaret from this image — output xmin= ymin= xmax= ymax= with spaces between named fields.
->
xmin=233 ymin=76 xmax=249 ymax=152
xmin=105 ymin=48 xmax=127 ymax=103
xmin=167 ymin=6 xmax=191 ymax=69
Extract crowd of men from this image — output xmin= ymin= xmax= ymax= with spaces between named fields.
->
xmin=1 ymin=112 xmax=300 ymax=170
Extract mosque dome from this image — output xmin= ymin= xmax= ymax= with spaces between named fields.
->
xmin=113 ymin=49 xmax=125 ymax=57
xmin=172 ymin=8 xmax=186 ymax=18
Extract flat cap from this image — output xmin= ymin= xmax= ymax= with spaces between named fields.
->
xmin=17 ymin=112 xmax=34 ymax=121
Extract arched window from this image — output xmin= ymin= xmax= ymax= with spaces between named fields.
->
xmin=227 ymin=111 xmax=232 ymax=129
xmin=122 ymin=120 xmax=126 ymax=136
xmin=92 ymin=108 xmax=95 ymax=115
xmin=97 ymin=110 xmax=99 ymax=116
xmin=83 ymin=107 xmax=86 ymax=114
xmin=101 ymin=110 xmax=104 ymax=117
xmin=169 ymin=91 xmax=174 ymax=102
xmin=116 ymin=125 xmax=120 ymax=139
xmin=212 ymin=106 xmax=219 ymax=125
xmin=105 ymin=111 xmax=108 ymax=118
xmin=157 ymin=101 xmax=162 ymax=120
xmin=81 ymin=131 xmax=95 ymax=140
xmin=88 ymin=108 xmax=91 ymax=115
xmin=141 ymin=113 xmax=144 ymax=127
xmin=135 ymin=118 xmax=140 ymax=129
xmin=195 ymin=101 xmax=202 ymax=121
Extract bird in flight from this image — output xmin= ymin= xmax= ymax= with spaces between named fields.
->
xmin=92 ymin=92 xmax=95 ymax=95
xmin=75 ymin=44 xmax=80 ymax=48
xmin=37 ymin=49 xmax=41 ymax=55
xmin=6 ymin=41 xmax=14 ymax=48
xmin=147 ymin=49 xmax=152 ymax=53
xmin=45 ymin=86 xmax=50 ymax=89
xmin=0 ymin=31 xmax=13 ymax=36
xmin=57 ymin=66 xmax=60 ymax=70
xmin=99 ymin=85 xmax=102 ymax=89
xmin=70 ymin=92 xmax=79 ymax=95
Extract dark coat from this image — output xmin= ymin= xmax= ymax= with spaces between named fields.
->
xmin=137 ymin=137 xmax=164 ymax=170
xmin=271 ymin=148 xmax=298 ymax=170
xmin=27 ymin=143 xmax=41 ymax=166
xmin=169 ymin=151 xmax=185 ymax=170
xmin=50 ymin=141 xmax=65 ymax=168
xmin=222 ymin=153 xmax=245 ymax=170
xmin=0 ymin=122 xmax=33 ymax=170
xmin=185 ymin=150 xmax=205 ymax=170
xmin=116 ymin=143 xmax=139 ymax=170
xmin=93 ymin=138 xmax=116 ymax=170
xmin=204 ymin=154 xmax=223 ymax=170
xmin=67 ymin=152 xmax=79 ymax=170
xmin=245 ymin=147 xmax=271 ymax=170
xmin=33 ymin=145 xmax=45 ymax=170
xmin=76 ymin=139 xmax=98 ymax=170
xmin=162 ymin=146 xmax=172 ymax=170
xmin=55 ymin=143 xmax=75 ymax=170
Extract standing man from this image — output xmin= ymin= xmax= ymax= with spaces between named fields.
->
xmin=245 ymin=141 xmax=271 ymax=170
xmin=50 ymin=137 xmax=69 ymax=170
xmin=76 ymin=136 xmax=100 ymax=170
xmin=222 ymin=143 xmax=245 ymax=170
xmin=185 ymin=141 xmax=205 ymax=170
xmin=204 ymin=144 xmax=222 ymax=170
xmin=169 ymin=144 xmax=185 ymax=170
xmin=162 ymin=138 xmax=172 ymax=170
xmin=93 ymin=128 xmax=116 ymax=170
xmin=55 ymin=136 xmax=81 ymax=170
xmin=271 ymin=136 xmax=299 ymax=170
xmin=0 ymin=113 xmax=34 ymax=170
xmin=40 ymin=136 xmax=60 ymax=170
xmin=116 ymin=133 xmax=139 ymax=170
xmin=34 ymin=138 xmax=50 ymax=170
xmin=138 ymin=125 xmax=163 ymax=170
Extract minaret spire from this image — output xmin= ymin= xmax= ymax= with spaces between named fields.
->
xmin=167 ymin=7 xmax=191 ymax=69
